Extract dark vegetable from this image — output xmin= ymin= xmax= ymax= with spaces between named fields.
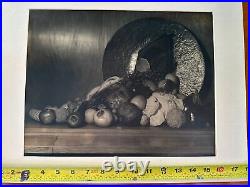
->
xmin=104 ymin=86 xmax=131 ymax=111
xmin=117 ymin=102 xmax=142 ymax=125
xmin=67 ymin=112 xmax=83 ymax=128
xmin=39 ymin=108 xmax=56 ymax=125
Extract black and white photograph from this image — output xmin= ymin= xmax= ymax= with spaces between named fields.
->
xmin=24 ymin=10 xmax=216 ymax=156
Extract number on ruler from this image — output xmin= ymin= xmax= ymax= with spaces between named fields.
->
xmin=55 ymin=170 xmax=60 ymax=174
xmin=11 ymin=170 xmax=15 ymax=175
xmin=231 ymin=166 xmax=238 ymax=172
xmin=189 ymin=168 xmax=197 ymax=172
xmin=217 ymin=167 xmax=224 ymax=172
xmin=246 ymin=167 xmax=248 ymax=171
xmin=160 ymin=167 xmax=167 ymax=174
xmin=71 ymin=170 xmax=75 ymax=174
xmin=175 ymin=168 xmax=182 ymax=173
xmin=41 ymin=170 xmax=45 ymax=175
xmin=86 ymin=170 xmax=90 ymax=174
xmin=204 ymin=167 xmax=211 ymax=172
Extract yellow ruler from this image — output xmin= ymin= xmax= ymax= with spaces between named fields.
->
xmin=3 ymin=164 xmax=248 ymax=183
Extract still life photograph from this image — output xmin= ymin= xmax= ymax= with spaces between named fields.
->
xmin=24 ymin=10 xmax=215 ymax=156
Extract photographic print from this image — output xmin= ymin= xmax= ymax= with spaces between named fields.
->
xmin=24 ymin=10 xmax=215 ymax=156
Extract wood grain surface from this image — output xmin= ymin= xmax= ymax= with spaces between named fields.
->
xmin=25 ymin=122 xmax=215 ymax=156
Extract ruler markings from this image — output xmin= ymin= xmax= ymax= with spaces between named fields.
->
xmin=3 ymin=164 xmax=247 ymax=183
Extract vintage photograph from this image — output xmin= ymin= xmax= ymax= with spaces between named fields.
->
xmin=24 ymin=10 xmax=215 ymax=156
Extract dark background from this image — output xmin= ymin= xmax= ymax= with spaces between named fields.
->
xmin=25 ymin=10 xmax=214 ymax=109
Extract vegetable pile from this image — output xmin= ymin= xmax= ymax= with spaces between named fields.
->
xmin=29 ymin=66 xmax=203 ymax=128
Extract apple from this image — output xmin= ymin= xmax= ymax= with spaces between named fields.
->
xmin=94 ymin=109 xmax=113 ymax=127
xmin=39 ymin=108 xmax=56 ymax=125
xmin=85 ymin=108 xmax=97 ymax=124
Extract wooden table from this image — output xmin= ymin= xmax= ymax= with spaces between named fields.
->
xmin=25 ymin=122 xmax=215 ymax=157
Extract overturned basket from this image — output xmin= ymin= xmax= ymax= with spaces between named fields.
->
xmin=102 ymin=17 xmax=206 ymax=97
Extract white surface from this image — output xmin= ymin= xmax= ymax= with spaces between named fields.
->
xmin=2 ymin=3 xmax=247 ymax=167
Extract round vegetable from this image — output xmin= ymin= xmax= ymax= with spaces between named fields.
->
xmin=166 ymin=109 xmax=186 ymax=128
xmin=104 ymin=86 xmax=130 ymax=110
xmin=85 ymin=108 xmax=97 ymax=124
xmin=135 ymin=58 xmax=151 ymax=73
xmin=67 ymin=112 xmax=83 ymax=128
xmin=94 ymin=109 xmax=113 ymax=127
xmin=39 ymin=108 xmax=56 ymax=125
xmin=117 ymin=102 xmax=142 ymax=125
